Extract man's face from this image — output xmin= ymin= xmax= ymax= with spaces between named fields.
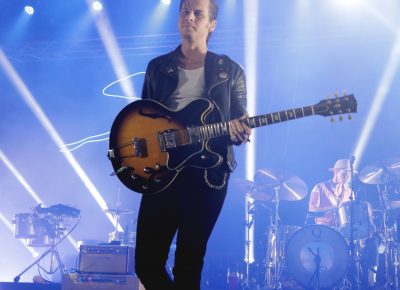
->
xmin=335 ymin=169 xmax=351 ymax=184
xmin=178 ymin=0 xmax=216 ymax=43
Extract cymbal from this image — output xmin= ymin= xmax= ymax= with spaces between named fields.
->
xmin=105 ymin=208 xmax=134 ymax=215
xmin=232 ymin=178 xmax=253 ymax=193
xmin=252 ymin=168 xmax=308 ymax=201
xmin=359 ymin=158 xmax=400 ymax=185
xmin=232 ymin=178 xmax=274 ymax=202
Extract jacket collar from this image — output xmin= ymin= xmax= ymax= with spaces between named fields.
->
xmin=161 ymin=46 xmax=231 ymax=90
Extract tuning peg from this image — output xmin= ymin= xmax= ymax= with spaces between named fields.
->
xmin=326 ymin=95 xmax=331 ymax=100
xmin=330 ymin=116 xmax=335 ymax=123
xmin=339 ymin=115 xmax=343 ymax=121
xmin=343 ymin=90 xmax=347 ymax=96
xmin=348 ymin=114 xmax=352 ymax=120
xmin=335 ymin=92 xmax=339 ymax=99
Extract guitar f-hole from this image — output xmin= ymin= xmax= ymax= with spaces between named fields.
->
xmin=139 ymin=109 xmax=172 ymax=122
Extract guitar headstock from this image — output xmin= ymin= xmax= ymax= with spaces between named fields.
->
xmin=314 ymin=93 xmax=357 ymax=121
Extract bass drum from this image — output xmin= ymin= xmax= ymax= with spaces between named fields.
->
xmin=286 ymin=225 xmax=349 ymax=289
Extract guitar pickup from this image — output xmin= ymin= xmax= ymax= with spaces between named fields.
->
xmin=133 ymin=138 xmax=148 ymax=158
xmin=158 ymin=130 xmax=177 ymax=151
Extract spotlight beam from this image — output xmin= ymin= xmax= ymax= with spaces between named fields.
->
xmin=244 ymin=0 xmax=258 ymax=182
xmin=87 ymin=0 xmax=138 ymax=102
xmin=0 ymin=212 xmax=39 ymax=258
xmin=244 ymin=0 xmax=258 ymax=265
xmin=0 ymin=49 xmax=122 ymax=234
xmin=0 ymin=149 xmax=43 ymax=205
xmin=0 ymin=148 xmax=78 ymax=251
xmin=352 ymin=31 xmax=400 ymax=168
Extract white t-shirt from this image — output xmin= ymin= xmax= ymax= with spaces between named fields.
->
xmin=164 ymin=66 xmax=205 ymax=110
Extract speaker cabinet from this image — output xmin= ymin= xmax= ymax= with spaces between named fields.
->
xmin=78 ymin=245 xmax=134 ymax=274
xmin=62 ymin=273 xmax=140 ymax=290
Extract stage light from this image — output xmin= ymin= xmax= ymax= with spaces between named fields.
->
xmin=161 ymin=0 xmax=171 ymax=5
xmin=24 ymin=5 xmax=34 ymax=15
xmin=92 ymin=1 xmax=103 ymax=11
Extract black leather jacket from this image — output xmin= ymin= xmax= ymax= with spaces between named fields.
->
xmin=141 ymin=46 xmax=247 ymax=171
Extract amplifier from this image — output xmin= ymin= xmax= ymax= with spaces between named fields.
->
xmin=62 ymin=273 xmax=143 ymax=290
xmin=78 ymin=245 xmax=134 ymax=274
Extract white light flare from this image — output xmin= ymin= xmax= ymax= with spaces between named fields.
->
xmin=0 ymin=212 xmax=39 ymax=258
xmin=334 ymin=0 xmax=361 ymax=8
xmin=86 ymin=0 xmax=137 ymax=102
xmin=92 ymin=1 xmax=103 ymax=11
xmin=161 ymin=0 xmax=171 ymax=5
xmin=244 ymin=0 xmax=257 ymax=182
xmin=24 ymin=5 xmax=34 ymax=15
xmin=243 ymin=0 xmax=258 ymax=264
xmin=352 ymin=31 xmax=400 ymax=169
xmin=0 ymin=49 xmax=122 ymax=234
xmin=0 ymin=149 xmax=43 ymax=205
xmin=0 ymin=148 xmax=79 ymax=250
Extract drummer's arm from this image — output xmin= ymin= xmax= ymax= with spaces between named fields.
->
xmin=308 ymin=185 xmax=333 ymax=211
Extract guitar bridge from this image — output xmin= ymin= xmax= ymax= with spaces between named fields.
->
xmin=133 ymin=138 xmax=148 ymax=158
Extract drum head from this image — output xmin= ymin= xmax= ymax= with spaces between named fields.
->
xmin=286 ymin=225 xmax=349 ymax=289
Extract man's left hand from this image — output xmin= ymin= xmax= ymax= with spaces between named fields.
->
xmin=229 ymin=114 xmax=252 ymax=144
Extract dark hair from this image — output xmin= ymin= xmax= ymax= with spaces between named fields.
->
xmin=179 ymin=0 xmax=219 ymax=21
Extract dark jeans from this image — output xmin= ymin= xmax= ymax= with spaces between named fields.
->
xmin=135 ymin=167 xmax=229 ymax=290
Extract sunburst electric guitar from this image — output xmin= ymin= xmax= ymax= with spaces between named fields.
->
xmin=108 ymin=94 xmax=357 ymax=195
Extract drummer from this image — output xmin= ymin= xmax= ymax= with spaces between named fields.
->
xmin=308 ymin=158 xmax=353 ymax=226
xmin=308 ymin=158 xmax=379 ymax=287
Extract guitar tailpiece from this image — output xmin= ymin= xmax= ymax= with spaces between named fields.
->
xmin=204 ymin=169 xmax=227 ymax=190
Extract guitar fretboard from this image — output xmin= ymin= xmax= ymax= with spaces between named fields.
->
xmin=161 ymin=105 xmax=315 ymax=149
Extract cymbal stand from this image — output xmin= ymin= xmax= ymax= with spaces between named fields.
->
xmin=265 ymin=185 xmax=282 ymax=289
xmin=348 ymin=157 xmax=359 ymax=290
xmin=243 ymin=193 xmax=255 ymax=288
xmin=13 ymin=216 xmax=67 ymax=282
xmin=306 ymin=248 xmax=321 ymax=290
xmin=108 ymin=192 xmax=124 ymax=243
xmin=377 ymin=173 xmax=399 ymax=288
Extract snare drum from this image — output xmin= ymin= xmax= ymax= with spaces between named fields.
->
xmin=337 ymin=201 xmax=375 ymax=240
xmin=12 ymin=213 xmax=42 ymax=239
xmin=286 ymin=225 xmax=349 ymax=289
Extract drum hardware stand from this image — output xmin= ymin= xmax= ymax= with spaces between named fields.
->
xmin=13 ymin=217 xmax=67 ymax=282
xmin=348 ymin=156 xmax=359 ymax=290
xmin=265 ymin=185 xmax=283 ymax=290
xmin=306 ymin=247 xmax=321 ymax=290
xmin=377 ymin=172 xmax=399 ymax=288
xmin=243 ymin=193 xmax=255 ymax=289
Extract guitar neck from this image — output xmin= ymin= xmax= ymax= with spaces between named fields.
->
xmin=243 ymin=105 xmax=315 ymax=129
xmin=190 ymin=105 xmax=315 ymax=142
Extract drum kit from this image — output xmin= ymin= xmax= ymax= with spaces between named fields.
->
xmin=105 ymin=194 xmax=137 ymax=247
xmin=12 ymin=204 xmax=80 ymax=282
xmin=105 ymin=206 xmax=136 ymax=247
xmin=12 ymin=200 xmax=137 ymax=282
xmin=236 ymin=157 xmax=400 ymax=290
